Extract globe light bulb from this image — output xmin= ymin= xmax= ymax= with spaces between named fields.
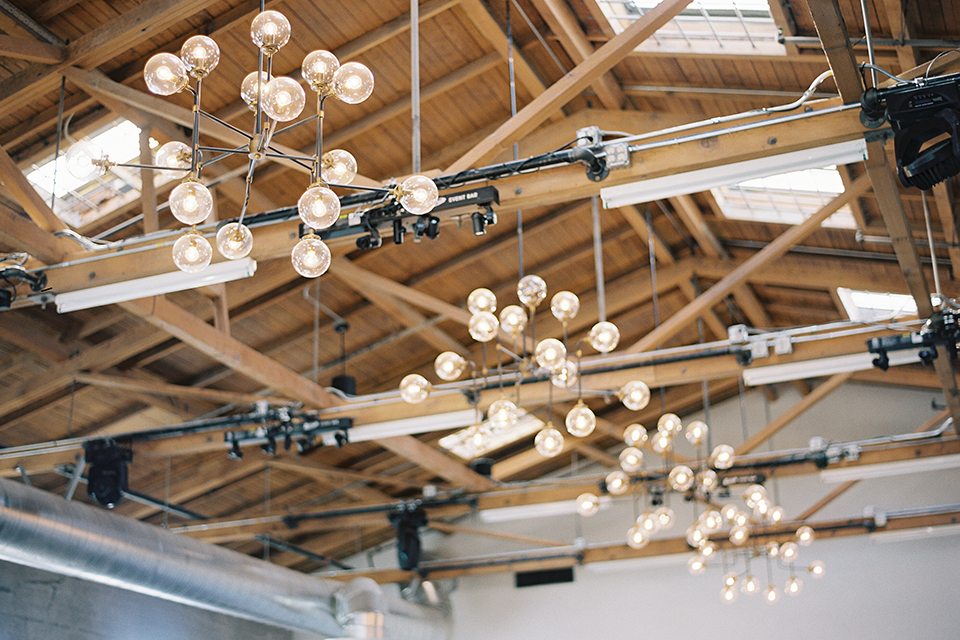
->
xmin=517 ymin=274 xmax=547 ymax=308
xmin=180 ymin=35 xmax=220 ymax=78
xmin=720 ymin=503 xmax=739 ymax=523
xmin=742 ymin=574 xmax=760 ymax=595
xmin=251 ymin=10 xmax=291 ymax=53
xmin=623 ymin=423 xmax=648 ymax=447
xmin=467 ymin=287 xmax=497 ymax=314
xmin=320 ymin=149 xmax=357 ymax=185
xmin=619 ymin=446 xmax=643 ymax=472
xmin=700 ymin=540 xmax=717 ymax=557
xmin=654 ymin=506 xmax=675 ymax=530
xmin=687 ymin=554 xmax=707 ymax=575
xmin=697 ymin=468 xmax=719 ymax=493
xmin=262 ymin=76 xmax=306 ymax=122
xmin=399 ymin=373 xmax=431 ymax=404
xmin=302 ymin=50 xmax=340 ymax=91
xmin=700 ymin=509 xmax=723 ymax=532
xmin=434 ymin=351 xmax=467 ymax=381
xmin=534 ymin=425 xmax=564 ymax=457
xmin=710 ymin=443 xmax=736 ymax=470
xmin=65 ymin=141 xmax=104 ymax=180
xmin=686 ymin=420 xmax=709 ymax=446
xmin=215 ymin=222 xmax=253 ymax=260
xmin=785 ymin=576 xmax=802 ymax=596
xmin=765 ymin=541 xmax=780 ymax=557
xmin=743 ymin=484 xmax=767 ymax=507
xmin=535 ymin=338 xmax=566 ymax=371
xmin=172 ymin=230 xmax=212 ymax=273
xmin=651 ymin=431 xmax=672 ymax=453
xmin=723 ymin=571 xmax=739 ymax=588
xmin=333 ymin=62 xmax=375 ymax=104
xmin=796 ymin=525 xmax=815 ymax=546
xmin=155 ymin=141 xmax=191 ymax=178
xmin=588 ymin=320 xmax=619 ymax=352
xmin=169 ymin=180 xmax=213 ymax=225
xmin=668 ymin=464 xmax=694 ymax=491
xmin=550 ymin=291 xmax=579 ymax=322
xmin=808 ymin=560 xmax=825 ymax=578
xmin=638 ymin=510 xmax=661 ymax=535
xmin=657 ymin=413 xmax=682 ymax=436
xmin=605 ymin=470 xmax=629 ymax=495
xmin=487 ymin=398 xmax=519 ymax=431
xmin=769 ymin=505 xmax=786 ymax=523
xmin=462 ymin=424 xmax=490 ymax=455
xmin=468 ymin=311 xmax=498 ymax=342
xmin=290 ymin=233 xmax=331 ymax=278
xmin=576 ymin=492 xmax=600 ymax=517
xmin=732 ymin=510 xmax=750 ymax=527
xmin=144 ymin=52 xmax=189 ymax=95
xmin=764 ymin=585 xmax=779 ymax=604
xmin=298 ymin=185 xmax=341 ymax=229
xmin=721 ymin=585 xmax=738 ymax=603
xmin=499 ymin=305 xmax=527 ymax=336
xmin=551 ymin=359 xmax=578 ymax=390
xmin=619 ymin=380 xmax=650 ymax=410
xmin=398 ymin=175 xmax=439 ymax=214
xmin=626 ymin=524 xmax=649 ymax=549
xmin=240 ymin=71 xmax=269 ymax=110
xmin=780 ymin=541 xmax=799 ymax=562
xmin=685 ymin=524 xmax=706 ymax=548
xmin=565 ymin=401 xmax=596 ymax=437
xmin=729 ymin=524 xmax=750 ymax=546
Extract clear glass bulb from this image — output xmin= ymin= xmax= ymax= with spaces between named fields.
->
xmin=290 ymin=233 xmax=331 ymax=278
xmin=657 ymin=413 xmax=682 ymax=436
xmin=668 ymin=464 xmax=694 ymax=491
xmin=743 ymin=484 xmax=767 ymax=507
xmin=169 ymin=180 xmax=213 ymax=225
xmin=499 ymin=305 xmax=527 ymax=336
xmin=651 ymin=431 xmax=672 ymax=454
xmin=741 ymin=574 xmax=760 ymax=594
xmin=627 ymin=524 xmax=649 ymax=549
xmin=468 ymin=311 xmax=498 ymax=342
xmin=487 ymin=398 xmax=518 ymax=431
xmin=723 ymin=571 xmax=739 ymax=588
xmin=619 ymin=446 xmax=643 ymax=472
xmin=796 ymin=525 xmax=815 ymax=546
xmin=467 ymin=287 xmax=497 ymax=315
xmin=711 ymin=443 xmax=736 ymax=470
xmin=302 ymin=49 xmax=340 ymax=91
xmin=605 ymin=470 xmax=629 ymax=495
xmin=144 ymin=52 xmax=188 ymax=95
xmin=619 ymin=380 xmax=650 ymax=411
xmin=765 ymin=541 xmax=780 ymax=557
xmin=700 ymin=509 xmax=723 ymax=532
xmin=732 ymin=510 xmax=750 ymax=528
xmin=764 ymin=585 xmax=779 ymax=604
xmin=687 ymin=554 xmax=707 ymax=575
xmin=729 ymin=524 xmax=750 ymax=546
xmin=808 ymin=560 xmax=825 ymax=578
xmin=517 ymin=274 xmax=547 ymax=308
xmin=623 ymin=423 xmax=647 ymax=447
xmin=721 ymin=585 xmax=738 ymax=603
xmin=550 ymin=291 xmax=579 ymax=322
xmin=769 ymin=505 xmax=786 ymax=523
xmin=179 ymin=35 xmax=220 ymax=78
xmin=565 ymin=401 xmax=596 ymax=437
xmin=534 ymin=425 xmax=564 ymax=457
xmin=434 ymin=351 xmax=467 ymax=381
xmin=320 ymin=149 xmax=357 ymax=185
xmin=720 ymin=503 xmax=739 ymax=523
xmin=262 ymin=76 xmax=305 ymax=122
xmin=298 ymin=185 xmax=340 ymax=229
xmin=576 ymin=492 xmax=600 ymax=517
xmin=240 ymin=71 xmax=269 ymax=110
xmin=154 ymin=141 xmax=191 ymax=178
xmin=462 ymin=424 xmax=490 ymax=456
xmin=551 ymin=359 xmax=578 ymax=390
xmin=699 ymin=540 xmax=717 ymax=556
xmin=685 ymin=524 xmax=705 ymax=548
xmin=654 ymin=506 xmax=675 ymax=530
xmin=785 ymin=576 xmax=802 ymax=595
xmin=780 ymin=541 xmax=799 ymax=562
xmin=685 ymin=420 xmax=709 ymax=446
xmin=399 ymin=373 xmax=431 ymax=404
xmin=697 ymin=468 xmax=719 ymax=493
xmin=215 ymin=222 xmax=253 ymax=260
xmin=251 ymin=10 xmax=291 ymax=53
xmin=172 ymin=231 xmax=212 ymax=273
xmin=398 ymin=175 xmax=438 ymax=214
xmin=588 ymin=321 xmax=619 ymax=352
xmin=535 ymin=338 xmax=566 ymax=371
xmin=638 ymin=510 xmax=661 ymax=535
xmin=65 ymin=141 xmax=103 ymax=180
xmin=333 ymin=61 xmax=375 ymax=104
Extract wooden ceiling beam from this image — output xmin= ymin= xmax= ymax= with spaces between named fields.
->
xmin=0 ymin=143 xmax=66 ymax=233
xmin=71 ymin=372 xmax=290 ymax=408
xmin=0 ymin=206 xmax=72 ymax=264
xmin=268 ymin=457 xmax=427 ymax=492
xmin=0 ymin=35 xmax=63 ymax=64
xmin=932 ymin=179 xmax=960 ymax=278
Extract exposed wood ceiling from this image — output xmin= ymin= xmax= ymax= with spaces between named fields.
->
xmin=0 ymin=0 xmax=959 ymax=579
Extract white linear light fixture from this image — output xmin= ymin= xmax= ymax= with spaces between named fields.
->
xmin=870 ymin=522 xmax=960 ymax=544
xmin=599 ymin=138 xmax=868 ymax=208
xmin=346 ymin=409 xmax=477 ymax=443
xmin=55 ymin=257 xmax=257 ymax=313
xmin=479 ymin=497 xmax=612 ymax=523
xmin=742 ymin=350 xmax=921 ymax=386
xmin=820 ymin=453 xmax=960 ymax=483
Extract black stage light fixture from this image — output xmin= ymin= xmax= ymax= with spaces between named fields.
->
xmin=389 ymin=506 xmax=428 ymax=571
xmin=392 ymin=219 xmax=406 ymax=245
xmin=356 ymin=228 xmax=382 ymax=250
xmin=83 ymin=440 xmax=133 ymax=508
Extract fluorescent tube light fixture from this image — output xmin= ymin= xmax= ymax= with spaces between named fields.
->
xmin=348 ymin=410 xmax=477 ymax=443
xmin=820 ymin=453 xmax=960 ymax=483
xmin=479 ymin=497 xmax=612 ymax=523
xmin=742 ymin=350 xmax=921 ymax=386
xmin=870 ymin=522 xmax=960 ymax=544
xmin=600 ymin=139 xmax=868 ymax=208
xmin=55 ymin=257 xmax=257 ymax=313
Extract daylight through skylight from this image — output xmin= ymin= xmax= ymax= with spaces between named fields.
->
xmin=837 ymin=287 xmax=919 ymax=322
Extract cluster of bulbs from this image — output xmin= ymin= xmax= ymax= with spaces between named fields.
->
xmin=398 ymin=276 xmax=650 ymax=458
xmin=65 ymin=10 xmax=440 ymax=278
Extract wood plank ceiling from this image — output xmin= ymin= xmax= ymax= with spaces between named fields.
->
xmin=0 ymin=0 xmax=958 ymax=578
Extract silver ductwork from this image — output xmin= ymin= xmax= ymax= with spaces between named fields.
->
xmin=0 ymin=478 xmax=450 ymax=640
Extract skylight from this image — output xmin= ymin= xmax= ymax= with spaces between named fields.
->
xmin=439 ymin=410 xmax=545 ymax=460
xmin=711 ymin=165 xmax=858 ymax=229
xmin=837 ymin=287 xmax=918 ymax=322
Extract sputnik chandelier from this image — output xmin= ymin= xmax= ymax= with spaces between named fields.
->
xmin=64 ymin=9 xmax=439 ymax=278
